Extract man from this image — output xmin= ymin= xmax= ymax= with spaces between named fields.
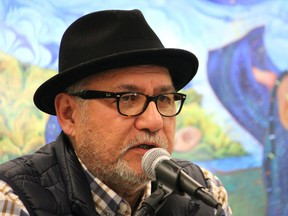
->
xmin=0 ymin=9 xmax=232 ymax=215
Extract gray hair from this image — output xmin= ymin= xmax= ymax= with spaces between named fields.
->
xmin=65 ymin=78 xmax=89 ymax=112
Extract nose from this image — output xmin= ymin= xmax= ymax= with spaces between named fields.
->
xmin=134 ymin=102 xmax=163 ymax=133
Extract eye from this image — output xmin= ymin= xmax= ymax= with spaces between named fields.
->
xmin=158 ymin=94 xmax=173 ymax=104
xmin=120 ymin=93 xmax=140 ymax=102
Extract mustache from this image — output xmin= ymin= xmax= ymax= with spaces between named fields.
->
xmin=119 ymin=133 xmax=169 ymax=158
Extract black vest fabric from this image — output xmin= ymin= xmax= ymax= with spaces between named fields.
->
xmin=0 ymin=133 xmax=214 ymax=216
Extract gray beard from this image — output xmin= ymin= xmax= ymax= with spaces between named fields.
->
xmin=75 ymin=107 xmax=167 ymax=193
xmin=95 ymin=158 xmax=149 ymax=192
xmin=77 ymin=143 xmax=150 ymax=193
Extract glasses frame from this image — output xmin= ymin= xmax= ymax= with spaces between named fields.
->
xmin=69 ymin=90 xmax=186 ymax=117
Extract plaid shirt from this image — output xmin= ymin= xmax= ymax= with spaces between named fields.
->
xmin=0 ymin=162 xmax=232 ymax=216
xmin=81 ymin=162 xmax=151 ymax=216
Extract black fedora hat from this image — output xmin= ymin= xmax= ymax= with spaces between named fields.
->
xmin=33 ymin=9 xmax=198 ymax=115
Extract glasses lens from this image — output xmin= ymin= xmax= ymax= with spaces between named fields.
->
xmin=157 ymin=93 xmax=183 ymax=117
xmin=119 ymin=93 xmax=146 ymax=116
xmin=118 ymin=92 xmax=185 ymax=117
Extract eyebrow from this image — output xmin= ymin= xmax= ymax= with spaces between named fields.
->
xmin=115 ymin=84 xmax=176 ymax=93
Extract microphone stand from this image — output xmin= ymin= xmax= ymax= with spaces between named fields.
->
xmin=134 ymin=187 xmax=167 ymax=216
xmin=155 ymin=160 xmax=226 ymax=215
xmin=134 ymin=183 xmax=225 ymax=216
xmin=139 ymin=156 xmax=226 ymax=215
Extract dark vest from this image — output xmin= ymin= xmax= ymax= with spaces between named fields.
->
xmin=0 ymin=133 xmax=214 ymax=216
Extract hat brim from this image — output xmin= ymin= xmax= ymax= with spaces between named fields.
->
xmin=33 ymin=48 xmax=198 ymax=115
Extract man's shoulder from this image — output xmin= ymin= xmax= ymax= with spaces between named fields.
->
xmin=0 ymin=143 xmax=58 ymax=179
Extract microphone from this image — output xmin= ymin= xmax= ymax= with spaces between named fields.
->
xmin=141 ymin=148 xmax=222 ymax=210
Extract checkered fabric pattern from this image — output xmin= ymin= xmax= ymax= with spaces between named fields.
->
xmin=0 ymin=164 xmax=232 ymax=216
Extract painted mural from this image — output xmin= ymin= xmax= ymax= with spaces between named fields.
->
xmin=0 ymin=0 xmax=287 ymax=215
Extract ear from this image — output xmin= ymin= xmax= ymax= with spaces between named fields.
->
xmin=54 ymin=93 xmax=77 ymax=136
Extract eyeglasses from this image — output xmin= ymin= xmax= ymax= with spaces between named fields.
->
xmin=70 ymin=90 xmax=186 ymax=117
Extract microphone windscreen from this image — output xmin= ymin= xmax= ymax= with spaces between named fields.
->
xmin=141 ymin=148 xmax=171 ymax=180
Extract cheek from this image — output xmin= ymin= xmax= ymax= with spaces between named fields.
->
xmin=80 ymin=109 xmax=132 ymax=152
xmin=164 ymin=118 xmax=176 ymax=152
xmin=76 ymin=121 xmax=124 ymax=169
